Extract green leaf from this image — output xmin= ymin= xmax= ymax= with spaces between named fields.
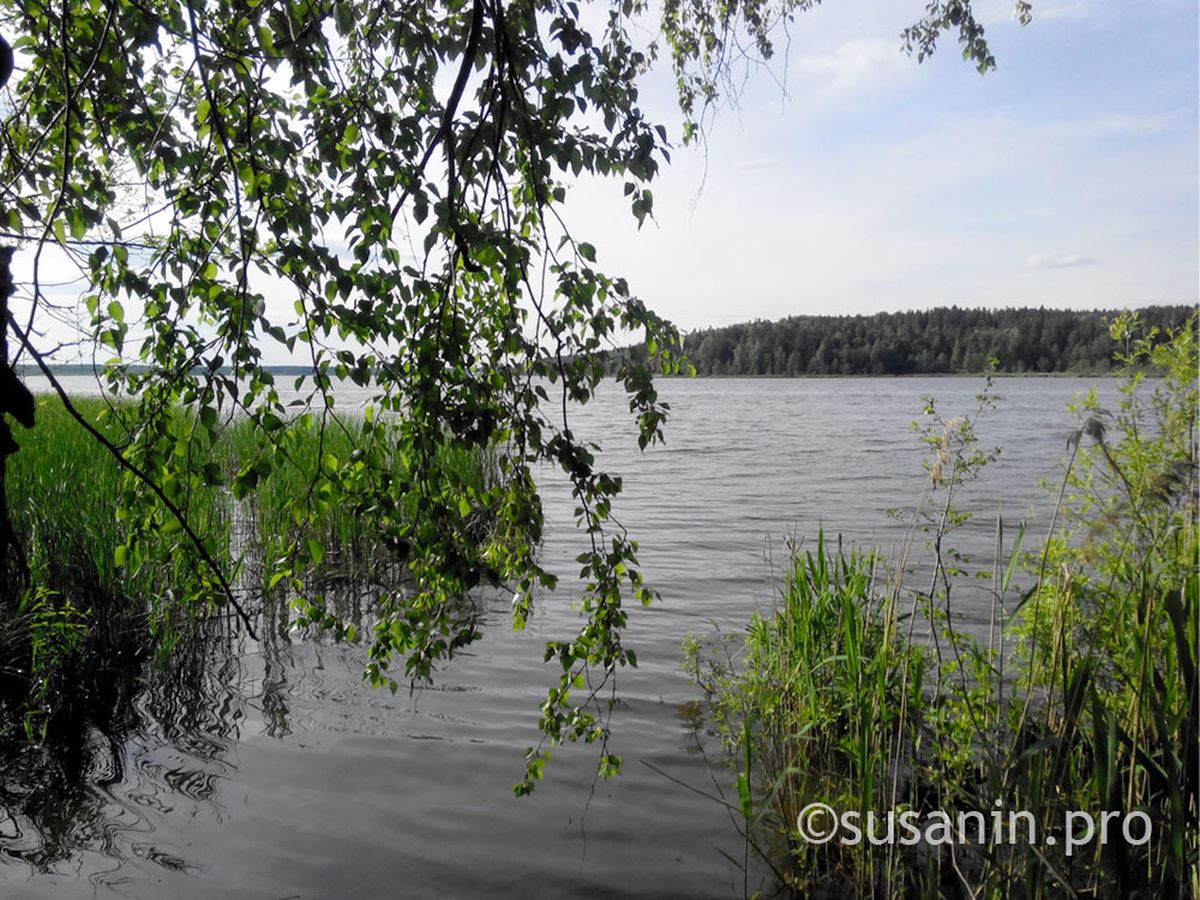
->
xmin=736 ymin=772 xmax=752 ymax=820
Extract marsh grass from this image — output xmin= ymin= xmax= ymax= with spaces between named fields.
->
xmin=8 ymin=397 xmax=143 ymax=603
xmin=0 ymin=393 xmax=505 ymax=869
xmin=1 ymin=396 xmax=173 ymax=745
xmin=222 ymin=413 xmax=370 ymax=571
xmin=686 ymin=313 xmax=1199 ymax=898
xmin=0 ymin=395 xmax=501 ymax=748
xmin=687 ymin=532 xmax=928 ymax=891
xmin=223 ymin=412 xmax=500 ymax=585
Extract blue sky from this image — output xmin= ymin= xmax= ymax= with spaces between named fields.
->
xmin=569 ymin=0 xmax=1199 ymax=330
xmin=14 ymin=0 xmax=1196 ymax=364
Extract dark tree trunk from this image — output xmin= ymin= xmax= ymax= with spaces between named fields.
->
xmin=0 ymin=34 xmax=32 ymax=589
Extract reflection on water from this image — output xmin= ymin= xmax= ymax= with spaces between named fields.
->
xmin=0 ymin=623 xmax=242 ymax=883
xmin=2 ymin=375 xmax=1118 ymax=898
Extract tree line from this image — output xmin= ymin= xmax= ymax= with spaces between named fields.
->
xmin=660 ymin=305 xmax=1196 ymax=376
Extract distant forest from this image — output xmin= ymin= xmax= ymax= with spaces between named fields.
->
xmin=664 ymin=305 xmax=1196 ymax=376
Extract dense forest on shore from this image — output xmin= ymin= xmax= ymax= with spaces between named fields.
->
xmin=661 ymin=305 xmax=1195 ymax=376
xmin=27 ymin=306 xmax=1196 ymax=381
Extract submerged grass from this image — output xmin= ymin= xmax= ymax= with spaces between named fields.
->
xmin=222 ymin=412 xmax=500 ymax=581
xmin=0 ymin=395 xmax=501 ymax=749
xmin=687 ymin=312 xmax=1199 ymax=898
xmin=1 ymin=397 xmax=161 ymax=744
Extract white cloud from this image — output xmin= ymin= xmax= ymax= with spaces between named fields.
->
xmin=1048 ymin=111 xmax=1186 ymax=140
xmin=735 ymin=156 xmax=782 ymax=170
xmin=971 ymin=0 xmax=1104 ymax=27
xmin=1027 ymin=253 xmax=1099 ymax=269
xmin=792 ymin=38 xmax=917 ymax=103
xmin=1038 ymin=1 xmax=1094 ymax=22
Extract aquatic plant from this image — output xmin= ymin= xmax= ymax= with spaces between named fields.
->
xmin=0 ymin=395 xmax=504 ymax=746
xmin=686 ymin=312 xmax=1199 ymax=898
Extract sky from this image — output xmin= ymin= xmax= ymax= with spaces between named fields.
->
xmin=565 ymin=0 xmax=1199 ymax=331
xmin=11 ymin=0 xmax=1198 ymax=365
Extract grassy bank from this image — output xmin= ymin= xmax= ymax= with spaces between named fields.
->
xmin=687 ymin=313 xmax=1198 ymax=898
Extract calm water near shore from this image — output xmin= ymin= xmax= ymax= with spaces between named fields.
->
xmin=2 ymin=375 xmax=1117 ymax=898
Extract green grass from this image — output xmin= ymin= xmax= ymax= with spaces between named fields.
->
xmin=686 ymin=531 xmax=927 ymax=892
xmin=7 ymin=397 xmax=152 ymax=604
xmin=2 ymin=396 xmax=243 ymax=743
xmin=0 ymin=395 xmax=503 ymax=745
xmin=219 ymin=410 xmax=502 ymax=589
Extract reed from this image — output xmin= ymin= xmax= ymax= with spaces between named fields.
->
xmin=218 ymin=411 xmax=502 ymax=589
xmin=6 ymin=397 xmax=128 ymax=601
xmin=686 ymin=531 xmax=927 ymax=892
xmin=0 ymin=395 xmax=503 ymax=744
xmin=688 ymin=312 xmax=1198 ymax=899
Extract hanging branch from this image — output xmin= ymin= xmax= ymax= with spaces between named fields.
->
xmin=10 ymin=321 xmax=258 ymax=638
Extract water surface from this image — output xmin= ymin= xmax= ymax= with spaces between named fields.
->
xmin=3 ymin=375 xmax=1111 ymax=898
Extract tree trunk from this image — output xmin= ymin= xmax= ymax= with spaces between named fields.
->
xmin=1 ymin=33 xmax=31 ymax=590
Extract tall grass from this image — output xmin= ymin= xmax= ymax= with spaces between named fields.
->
xmin=0 ymin=395 xmax=502 ymax=745
xmin=221 ymin=412 xmax=501 ymax=583
xmin=686 ymin=312 xmax=1198 ymax=898
xmin=1 ymin=397 xmax=235 ymax=741
xmin=685 ymin=532 xmax=927 ymax=892
xmin=7 ymin=397 xmax=152 ymax=603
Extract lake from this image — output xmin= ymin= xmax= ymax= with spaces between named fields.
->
xmin=1 ymin=375 xmax=1113 ymax=898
